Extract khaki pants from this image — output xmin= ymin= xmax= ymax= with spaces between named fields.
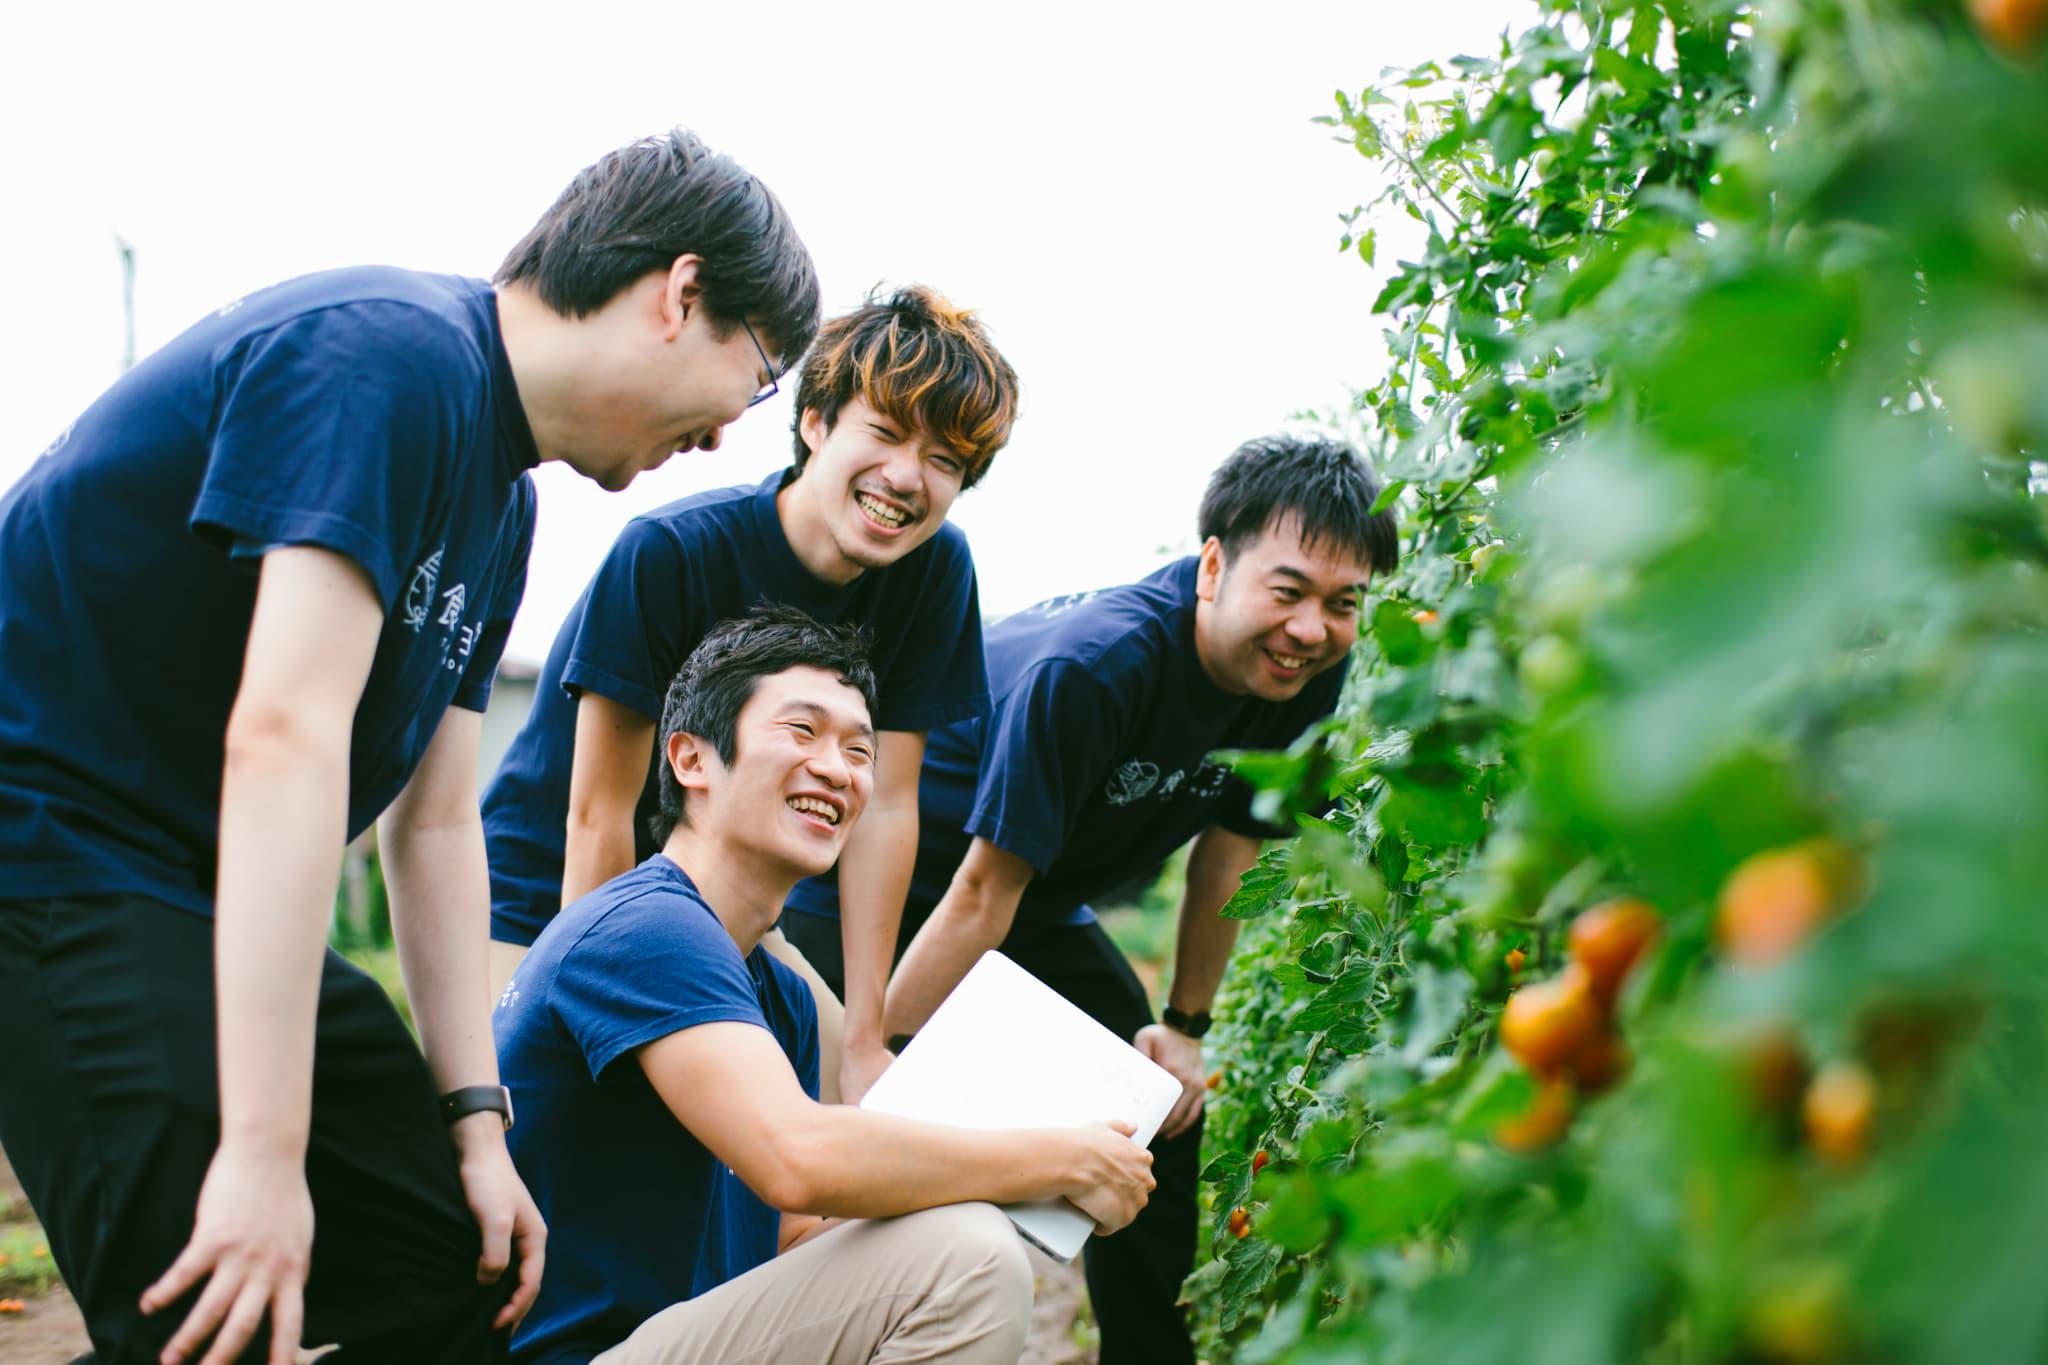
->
xmin=489 ymin=927 xmax=848 ymax=1104
xmin=593 ymin=1202 xmax=1032 ymax=1365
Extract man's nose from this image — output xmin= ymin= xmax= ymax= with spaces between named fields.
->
xmin=698 ymin=425 xmax=726 ymax=453
xmin=1286 ymin=604 xmax=1330 ymax=648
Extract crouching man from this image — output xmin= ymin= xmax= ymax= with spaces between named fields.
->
xmin=495 ymin=607 xmax=1155 ymax=1364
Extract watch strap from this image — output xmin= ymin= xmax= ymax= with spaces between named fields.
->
xmin=1161 ymin=1004 xmax=1213 ymax=1039
xmin=441 ymin=1084 xmax=514 ymax=1130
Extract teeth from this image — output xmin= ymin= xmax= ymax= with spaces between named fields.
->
xmin=856 ymin=492 xmax=908 ymax=527
xmin=787 ymin=796 xmax=840 ymax=825
xmin=1269 ymin=651 xmax=1308 ymax=670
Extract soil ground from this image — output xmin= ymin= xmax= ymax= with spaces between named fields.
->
xmin=0 ymin=1145 xmax=1094 ymax=1363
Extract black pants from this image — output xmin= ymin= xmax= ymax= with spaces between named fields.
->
xmin=0 ymin=894 xmax=512 ymax=1364
xmin=781 ymin=908 xmax=1201 ymax=1365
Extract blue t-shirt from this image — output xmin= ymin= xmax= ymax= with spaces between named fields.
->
xmin=496 ymin=854 xmax=820 ymax=1365
xmin=0 ymin=267 xmax=537 ymax=915
xmin=785 ymin=557 xmax=1345 ymax=930
xmin=482 ymin=471 xmax=989 ymax=945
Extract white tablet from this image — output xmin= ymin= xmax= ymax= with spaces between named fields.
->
xmin=857 ymin=950 xmax=1183 ymax=1261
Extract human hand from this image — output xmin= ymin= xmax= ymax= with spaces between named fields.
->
xmin=1135 ymin=1021 xmax=1207 ymax=1139
xmin=1059 ymin=1120 xmax=1157 ymax=1236
xmin=139 ymin=1139 xmax=313 ymax=1365
xmin=838 ymin=1037 xmax=896 ymax=1107
xmin=452 ymin=1114 xmax=547 ymax=1331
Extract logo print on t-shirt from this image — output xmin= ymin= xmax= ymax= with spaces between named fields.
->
xmin=403 ymin=548 xmax=444 ymax=632
xmin=1104 ymin=760 xmax=1161 ymax=806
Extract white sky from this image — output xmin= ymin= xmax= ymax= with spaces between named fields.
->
xmin=1 ymin=0 xmax=1522 ymax=666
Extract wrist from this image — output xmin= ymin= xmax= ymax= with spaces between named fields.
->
xmin=450 ymin=1110 xmax=511 ymax=1154
xmin=218 ymin=1120 xmax=309 ymax=1162
xmin=1161 ymin=1002 xmax=1213 ymax=1039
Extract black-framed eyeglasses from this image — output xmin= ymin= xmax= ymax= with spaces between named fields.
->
xmin=741 ymin=319 xmax=780 ymax=409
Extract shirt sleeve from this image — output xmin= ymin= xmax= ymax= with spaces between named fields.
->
xmin=453 ymin=476 xmax=537 ymax=713
xmin=874 ymin=528 xmax=991 ymax=734
xmin=961 ymin=659 xmax=1128 ymax=874
xmin=190 ymin=302 xmax=487 ymax=611
xmin=550 ymin=894 xmax=772 ymax=1082
xmin=559 ymin=517 xmax=701 ymax=721
xmin=1211 ymin=662 xmax=1350 ymax=839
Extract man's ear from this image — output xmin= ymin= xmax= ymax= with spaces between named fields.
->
xmin=660 ymin=254 xmax=707 ymax=340
xmin=1195 ymin=536 xmax=1226 ymax=604
xmin=666 ymin=729 xmax=714 ymax=796
xmin=797 ymin=407 xmax=829 ymax=457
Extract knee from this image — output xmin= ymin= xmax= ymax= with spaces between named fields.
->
xmin=916 ymin=1202 xmax=1034 ymax=1349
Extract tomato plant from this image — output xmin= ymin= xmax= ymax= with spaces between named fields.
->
xmin=1186 ymin=3 xmax=2048 ymax=1361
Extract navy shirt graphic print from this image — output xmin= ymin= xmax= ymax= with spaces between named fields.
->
xmin=482 ymin=471 xmax=989 ymax=946
xmin=0 ymin=267 xmax=538 ymax=915
xmin=783 ymin=556 xmax=1347 ymax=931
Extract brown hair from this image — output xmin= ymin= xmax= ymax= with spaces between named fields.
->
xmin=790 ymin=285 xmax=1019 ymax=488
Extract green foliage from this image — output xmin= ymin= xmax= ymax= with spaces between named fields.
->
xmin=1190 ymin=2 xmax=2048 ymax=1360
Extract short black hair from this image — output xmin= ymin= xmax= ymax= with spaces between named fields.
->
xmin=496 ymin=128 xmax=822 ymax=366
xmin=648 ymin=605 xmax=879 ymax=844
xmin=1198 ymin=434 xmax=1400 ymax=575
xmin=790 ymin=284 xmax=1021 ymax=489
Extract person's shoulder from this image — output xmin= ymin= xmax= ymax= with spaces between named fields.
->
xmin=223 ymin=268 xmax=495 ymax=388
xmin=553 ymin=859 xmax=732 ymax=965
xmin=996 ymin=558 xmax=1194 ymax=678
xmin=622 ymin=480 xmax=768 ymax=555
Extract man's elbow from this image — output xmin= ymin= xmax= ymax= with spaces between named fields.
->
xmin=748 ymin=1125 xmax=836 ymax=1213
xmin=223 ymin=698 xmax=343 ymax=777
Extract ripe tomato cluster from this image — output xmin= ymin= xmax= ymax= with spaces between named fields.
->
xmin=1496 ymin=840 xmax=1882 ymax=1162
xmin=1495 ymin=897 xmax=1660 ymax=1151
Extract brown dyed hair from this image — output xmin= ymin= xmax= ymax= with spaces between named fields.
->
xmin=790 ymin=285 xmax=1019 ymax=489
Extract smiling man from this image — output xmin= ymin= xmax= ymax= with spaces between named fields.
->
xmin=781 ymin=434 xmax=1400 ymax=1365
xmin=0 ymin=128 xmax=817 ymax=1365
xmin=496 ymin=609 xmax=1154 ymax=1364
xmin=483 ymin=285 xmax=1018 ymax=1104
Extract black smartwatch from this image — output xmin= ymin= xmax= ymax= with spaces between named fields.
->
xmin=441 ymin=1085 xmax=515 ymax=1130
xmin=1161 ymin=1004 xmax=1213 ymax=1039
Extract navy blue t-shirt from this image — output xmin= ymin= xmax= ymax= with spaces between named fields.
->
xmin=785 ymin=557 xmax=1345 ymax=930
xmin=0 ymin=267 xmax=537 ymax=915
xmin=483 ymin=471 xmax=988 ymax=945
xmin=496 ymin=855 xmax=820 ymax=1365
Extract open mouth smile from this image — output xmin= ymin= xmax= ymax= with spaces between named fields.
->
xmin=854 ymin=490 xmax=914 ymax=532
xmin=786 ymin=794 xmax=844 ymax=828
xmin=1263 ymin=647 xmax=1314 ymax=676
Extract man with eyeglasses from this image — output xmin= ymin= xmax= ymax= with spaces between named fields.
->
xmin=0 ymin=129 xmax=819 ymax=1364
xmin=484 ymin=285 xmax=1019 ymax=1107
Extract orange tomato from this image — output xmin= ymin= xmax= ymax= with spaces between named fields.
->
xmin=1504 ymin=947 xmax=1527 ymax=975
xmin=1565 ymin=1028 xmax=1631 ymax=1094
xmin=1500 ymin=965 xmax=1602 ymax=1075
xmin=1205 ymin=1069 xmax=1224 ymax=1092
xmin=1495 ymin=1077 xmax=1575 ymax=1152
xmin=1413 ymin=609 xmax=1440 ymax=625
xmin=1252 ymin=1150 xmax=1270 ymax=1176
xmin=0 ymin=1299 xmax=23 ymax=1314
xmin=1803 ymin=1060 xmax=1876 ymax=1165
xmin=1716 ymin=839 xmax=1861 ymax=968
xmin=1228 ymin=1206 xmax=1252 ymax=1239
xmin=1568 ymin=897 xmax=1660 ymax=1004
xmin=1971 ymin=0 xmax=2048 ymax=53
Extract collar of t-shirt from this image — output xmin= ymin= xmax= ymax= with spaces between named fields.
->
xmin=744 ymin=468 xmax=878 ymax=608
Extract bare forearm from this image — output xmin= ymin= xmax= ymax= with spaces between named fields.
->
xmin=213 ymin=730 xmax=348 ymax=1150
xmin=560 ymin=816 xmax=639 ymax=907
xmin=884 ymin=894 xmax=1013 ymax=1037
xmin=835 ymin=802 xmax=917 ymax=1047
xmin=1167 ymin=829 xmax=1263 ymax=1013
xmin=383 ymin=819 xmax=499 ymax=1092
xmin=775 ymin=1110 xmax=1077 ymax=1219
